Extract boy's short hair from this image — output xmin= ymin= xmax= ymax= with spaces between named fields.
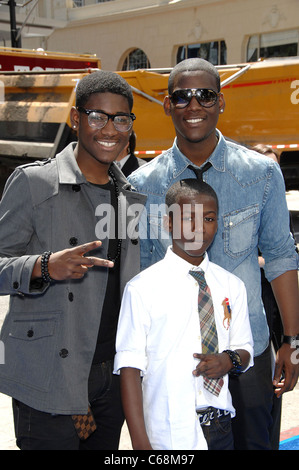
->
xmin=168 ymin=58 xmax=221 ymax=94
xmin=165 ymin=179 xmax=219 ymax=212
xmin=75 ymin=70 xmax=134 ymax=110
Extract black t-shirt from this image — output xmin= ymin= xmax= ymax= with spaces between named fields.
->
xmin=92 ymin=179 xmax=121 ymax=364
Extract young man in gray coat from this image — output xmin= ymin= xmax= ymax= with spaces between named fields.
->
xmin=0 ymin=71 xmax=146 ymax=450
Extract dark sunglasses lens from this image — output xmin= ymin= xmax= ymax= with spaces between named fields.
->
xmin=171 ymin=90 xmax=191 ymax=108
xmin=197 ymin=89 xmax=218 ymax=107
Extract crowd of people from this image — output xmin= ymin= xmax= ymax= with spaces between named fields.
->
xmin=0 ymin=59 xmax=298 ymax=451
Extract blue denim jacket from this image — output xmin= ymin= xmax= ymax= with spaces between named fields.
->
xmin=129 ymin=131 xmax=298 ymax=355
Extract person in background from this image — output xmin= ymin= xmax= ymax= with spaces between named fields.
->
xmin=128 ymin=58 xmax=299 ymax=450
xmin=252 ymin=143 xmax=291 ymax=449
xmin=252 ymin=142 xmax=284 ymax=350
xmin=252 ymin=144 xmax=280 ymax=163
xmin=0 ymin=70 xmax=146 ymax=450
xmin=114 ymin=179 xmax=253 ymax=450
xmin=115 ymin=130 xmax=146 ymax=177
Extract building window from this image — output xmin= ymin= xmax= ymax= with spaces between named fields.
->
xmin=73 ymin=0 xmax=114 ymax=5
xmin=122 ymin=49 xmax=151 ymax=70
xmin=247 ymin=30 xmax=299 ymax=61
xmin=177 ymin=41 xmax=227 ymax=66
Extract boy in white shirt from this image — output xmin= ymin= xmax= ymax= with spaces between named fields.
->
xmin=114 ymin=179 xmax=254 ymax=450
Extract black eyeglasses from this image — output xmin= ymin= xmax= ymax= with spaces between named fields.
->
xmin=77 ymin=107 xmax=136 ymax=132
xmin=170 ymin=88 xmax=220 ymax=109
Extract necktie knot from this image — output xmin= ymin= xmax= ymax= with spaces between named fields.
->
xmin=188 ymin=161 xmax=212 ymax=180
xmin=189 ymin=269 xmax=207 ymax=290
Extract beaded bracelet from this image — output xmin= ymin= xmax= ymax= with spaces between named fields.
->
xmin=41 ymin=251 xmax=53 ymax=283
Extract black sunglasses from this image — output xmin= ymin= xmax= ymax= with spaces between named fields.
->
xmin=170 ymin=88 xmax=220 ymax=109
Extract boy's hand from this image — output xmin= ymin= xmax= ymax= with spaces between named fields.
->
xmin=193 ymin=352 xmax=232 ymax=379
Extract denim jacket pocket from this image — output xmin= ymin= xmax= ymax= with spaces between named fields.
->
xmin=223 ymin=204 xmax=259 ymax=258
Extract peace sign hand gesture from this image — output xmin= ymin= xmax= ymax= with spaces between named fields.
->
xmin=32 ymin=241 xmax=114 ymax=281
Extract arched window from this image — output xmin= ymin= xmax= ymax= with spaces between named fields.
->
xmin=122 ymin=49 xmax=151 ymax=70
xmin=177 ymin=41 xmax=227 ymax=66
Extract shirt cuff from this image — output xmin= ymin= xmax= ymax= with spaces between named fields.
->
xmin=264 ymin=254 xmax=299 ymax=282
xmin=17 ymin=255 xmax=49 ymax=295
xmin=113 ymin=350 xmax=147 ymax=376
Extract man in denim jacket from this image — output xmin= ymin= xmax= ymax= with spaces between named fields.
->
xmin=128 ymin=58 xmax=299 ymax=450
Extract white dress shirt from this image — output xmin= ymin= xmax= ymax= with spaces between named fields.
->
xmin=115 ymin=153 xmax=130 ymax=169
xmin=114 ymin=247 xmax=254 ymax=450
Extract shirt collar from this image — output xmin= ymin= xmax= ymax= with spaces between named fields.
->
xmin=116 ymin=153 xmax=130 ymax=169
xmin=171 ymin=129 xmax=226 ymax=178
xmin=165 ymin=246 xmax=210 ymax=275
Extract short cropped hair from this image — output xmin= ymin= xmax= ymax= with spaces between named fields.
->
xmin=168 ymin=58 xmax=221 ymax=94
xmin=165 ymin=179 xmax=219 ymax=213
xmin=75 ymin=70 xmax=134 ymax=110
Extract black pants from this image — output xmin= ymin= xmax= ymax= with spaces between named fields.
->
xmin=229 ymin=345 xmax=281 ymax=450
xmin=13 ymin=360 xmax=124 ymax=450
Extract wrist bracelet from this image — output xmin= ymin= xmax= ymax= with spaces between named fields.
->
xmin=282 ymin=335 xmax=299 ymax=349
xmin=41 ymin=251 xmax=53 ymax=283
xmin=223 ymin=349 xmax=243 ymax=376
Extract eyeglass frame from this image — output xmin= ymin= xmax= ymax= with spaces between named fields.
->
xmin=77 ymin=107 xmax=136 ymax=132
xmin=169 ymin=88 xmax=221 ymax=109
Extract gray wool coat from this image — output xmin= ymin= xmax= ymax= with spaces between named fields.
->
xmin=0 ymin=143 xmax=147 ymax=414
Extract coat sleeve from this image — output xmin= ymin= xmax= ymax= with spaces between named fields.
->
xmin=259 ymin=163 xmax=298 ymax=281
xmin=0 ymin=169 xmax=48 ymax=295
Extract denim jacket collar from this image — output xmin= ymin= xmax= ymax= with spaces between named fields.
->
xmin=171 ymin=129 xmax=226 ymax=178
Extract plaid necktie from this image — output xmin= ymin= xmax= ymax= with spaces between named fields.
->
xmin=189 ymin=269 xmax=224 ymax=396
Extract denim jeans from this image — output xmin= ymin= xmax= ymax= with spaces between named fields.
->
xmin=200 ymin=411 xmax=234 ymax=450
xmin=229 ymin=345 xmax=274 ymax=450
xmin=13 ymin=360 xmax=124 ymax=450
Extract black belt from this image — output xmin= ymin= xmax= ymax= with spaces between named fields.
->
xmin=196 ymin=407 xmax=230 ymax=426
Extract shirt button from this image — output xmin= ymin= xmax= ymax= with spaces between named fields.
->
xmin=72 ymin=184 xmax=81 ymax=192
xmin=69 ymin=237 xmax=78 ymax=246
xmin=131 ymin=239 xmax=138 ymax=245
xmin=27 ymin=329 xmax=34 ymax=338
xmin=68 ymin=292 xmax=74 ymax=302
xmin=59 ymin=349 xmax=69 ymax=358
xmin=13 ymin=281 xmax=19 ymax=289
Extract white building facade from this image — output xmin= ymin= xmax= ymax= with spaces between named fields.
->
xmin=0 ymin=0 xmax=298 ymax=71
